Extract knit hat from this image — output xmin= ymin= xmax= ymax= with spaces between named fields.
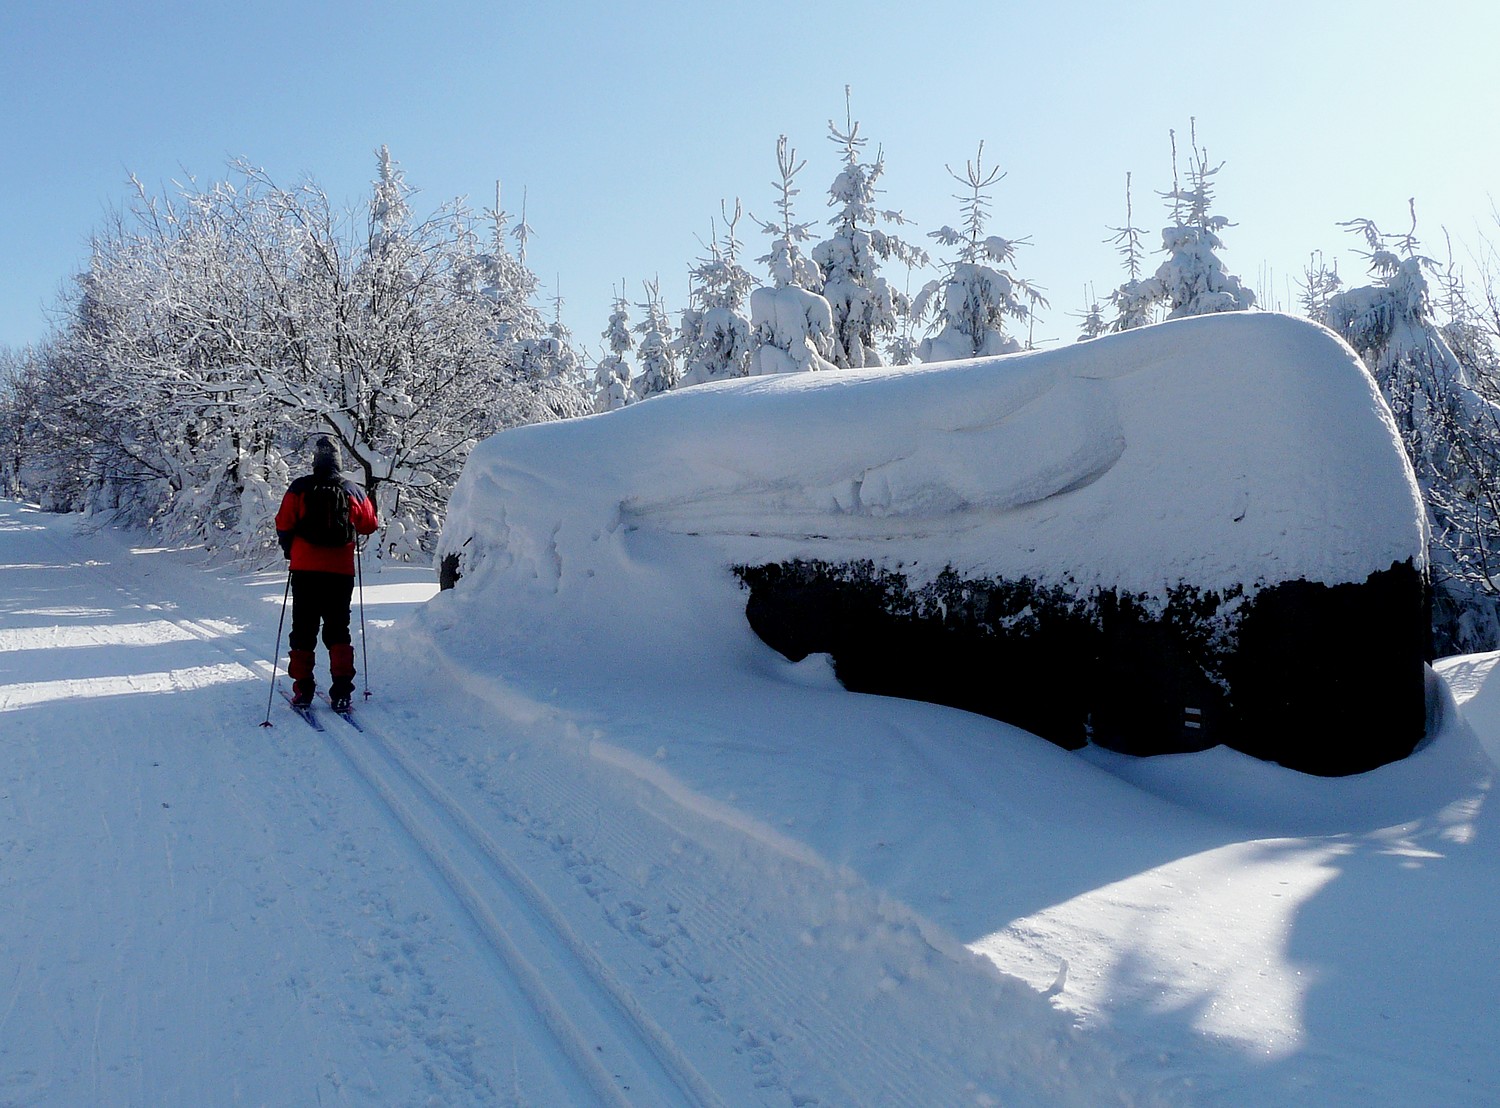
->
xmin=312 ymin=435 xmax=342 ymax=477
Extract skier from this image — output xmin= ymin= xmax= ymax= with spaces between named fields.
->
xmin=274 ymin=436 xmax=380 ymax=711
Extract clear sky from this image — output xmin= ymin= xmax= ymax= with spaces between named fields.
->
xmin=3 ymin=0 xmax=1497 ymax=356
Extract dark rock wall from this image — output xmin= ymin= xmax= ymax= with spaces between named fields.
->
xmin=737 ymin=559 xmax=1428 ymax=776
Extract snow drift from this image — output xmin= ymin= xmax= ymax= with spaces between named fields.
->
xmin=438 ymin=313 xmax=1429 ymax=774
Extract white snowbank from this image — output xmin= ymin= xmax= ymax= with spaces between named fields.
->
xmin=441 ymin=312 xmax=1423 ymax=610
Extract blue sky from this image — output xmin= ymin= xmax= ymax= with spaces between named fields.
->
xmin=3 ymin=0 xmax=1497 ymax=355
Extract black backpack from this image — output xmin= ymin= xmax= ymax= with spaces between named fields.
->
xmin=297 ymin=478 xmax=356 ymax=547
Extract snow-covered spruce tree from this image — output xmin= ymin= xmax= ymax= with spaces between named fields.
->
xmin=1434 ymin=231 xmax=1500 ymax=388
xmin=812 ymin=89 xmax=928 ymax=368
xmin=478 ymin=184 xmax=547 ymax=364
xmin=1298 ymin=250 xmax=1342 ymax=324
xmin=677 ymin=202 xmax=755 ymax=388
xmin=632 ymin=278 xmax=679 ymax=399
xmin=483 ymin=185 xmax=588 ymax=422
xmin=1075 ymin=290 xmax=1109 ymax=342
xmin=887 ymin=265 xmax=923 ymax=366
xmin=1324 ymin=205 xmax=1500 ymax=651
xmin=514 ymin=280 xmax=591 ymax=421
xmin=1105 ymin=172 xmax=1159 ymax=332
xmin=593 ymin=286 xmax=634 ymax=413
xmin=748 ymin=136 xmax=839 ymax=375
xmin=1149 ymin=123 xmax=1255 ymax=320
xmin=912 ymin=142 xmax=1046 ymax=363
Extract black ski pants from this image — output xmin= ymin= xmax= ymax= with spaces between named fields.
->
xmin=288 ymin=570 xmax=355 ymax=651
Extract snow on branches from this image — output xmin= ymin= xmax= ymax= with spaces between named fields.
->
xmin=812 ymin=89 xmax=928 ymax=369
xmin=914 ymin=143 xmax=1045 ymax=362
xmin=677 ymin=202 xmax=755 ymax=388
xmin=20 ymin=151 xmax=583 ymax=560
xmin=750 ymin=136 xmax=838 ymax=375
xmin=1324 ymin=201 xmax=1500 ymax=652
xmin=1150 ymin=123 xmax=1256 ymax=320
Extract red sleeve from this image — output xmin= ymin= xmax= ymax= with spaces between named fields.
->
xmin=274 ymin=489 xmax=301 ymax=534
xmin=352 ymin=489 xmax=380 ymax=536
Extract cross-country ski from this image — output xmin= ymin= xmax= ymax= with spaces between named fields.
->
xmin=278 ymin=685 xmax=325 ymax=731
xmin=318 ymin=691 xmax=363 ymax=731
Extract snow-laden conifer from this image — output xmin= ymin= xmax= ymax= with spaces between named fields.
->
xmin=1149 ymin=123 xmax=1256 ymax=319
xmin=368 ymin=145 xmax=413 ymax=265
xmin=594 ymin=286 xmax=634 ymax=413
xmin=1105 ymin=173 xmax=1158 ymax=332
xmin=749 ymin=136 xmax=838 ymax=375
xmin=1298 ymin=250 xmax=1342 ymax=324
xmin=514 ymin=280 xmax=591 ymax=422
xmin=678 ymin=202 xmax=755 ymax=387
xmin=912 ymin=143 xmax=1045 ymax=363
xmin=1075 ymin=290 xmax=1108 ymax=342
xmin=478 ymin=183 xmax=548 ymax=358
xmin=1325 ymin=204 xmax=1500 ymax=651
xmin=632 ymin=279 xmax=679 ymax=399
xmin=812 ymin=89 xmax=928 ymax=368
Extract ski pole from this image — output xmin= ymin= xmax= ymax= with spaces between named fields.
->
xmin=356 ymin=541 xmax=370 ymax=700
xmin=261 ymin=567 xmax=292 ymax=727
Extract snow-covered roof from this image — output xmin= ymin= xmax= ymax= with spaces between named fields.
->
xmin=441 ymin=312 xmax=1425 ymax=601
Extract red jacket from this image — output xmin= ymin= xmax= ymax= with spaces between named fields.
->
xmin=275 ymin=475 xmax=381 ymax=575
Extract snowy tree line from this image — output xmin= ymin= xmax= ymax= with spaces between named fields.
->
xmin=590 ymin=113 xmax=1259 ymax=412
xmin=0 ymin=149 xmax=587 ymax=562
xmin=4 ymin=109 xmax=1500 ymax=654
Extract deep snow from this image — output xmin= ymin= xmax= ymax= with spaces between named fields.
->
xmin=439 ymin=313 xmax=1425 ymax=606
xmin=4 ymin=473 xmax=1500 ymax=1106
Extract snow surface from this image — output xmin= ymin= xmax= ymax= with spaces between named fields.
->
xmin=441 ymin=312 xmax=1424 ymax=608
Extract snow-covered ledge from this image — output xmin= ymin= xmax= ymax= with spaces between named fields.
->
xmin=438 ymin=313 xmax=1429 ymax=776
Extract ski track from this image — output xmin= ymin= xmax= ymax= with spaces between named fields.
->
xmin=315 ymin=704 xmax=720 ymax=1108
